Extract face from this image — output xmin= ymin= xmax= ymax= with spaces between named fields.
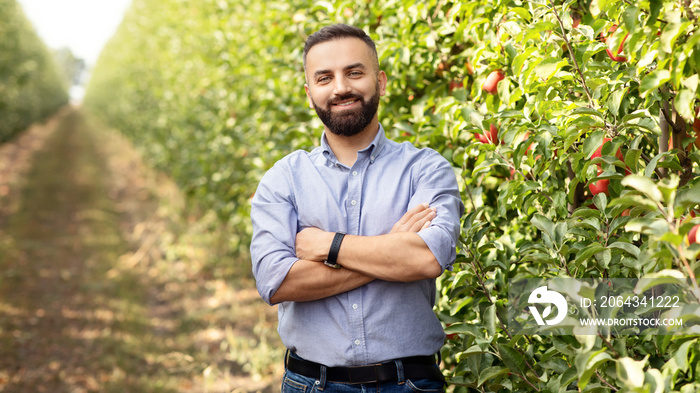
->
xmin=304 ymin=37 xmax=387 ymax=137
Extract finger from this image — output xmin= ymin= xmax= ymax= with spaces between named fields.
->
xmin=407 ymin=209 xmax=436 ymax=232
xmin=402 ymin=209 xmax=433 ymax=231
xmin=395 ymin=203 xmax=430 ymax=226
xmin=420 ymin=220 xmax=431 ymax=231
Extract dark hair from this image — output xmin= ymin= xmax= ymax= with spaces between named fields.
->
xmin=303 ymin=24 xmax=379 ymax=71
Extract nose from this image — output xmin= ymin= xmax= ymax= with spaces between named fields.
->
xmin=333 ymin=75 xmax=352 ymax=96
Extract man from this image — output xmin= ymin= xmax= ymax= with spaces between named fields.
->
xmin=250 ymin=24 xmax=463 ymax=392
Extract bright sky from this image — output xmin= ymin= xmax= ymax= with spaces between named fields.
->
xmin=16 ymin=0 xmax=133 ymax=67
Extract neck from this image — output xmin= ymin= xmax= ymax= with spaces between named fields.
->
xmin=325 ymin=118 xmax=380 ymax=167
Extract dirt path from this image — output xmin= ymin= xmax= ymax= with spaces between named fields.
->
xmin=0 ymin=108 xmax=281 ymax=392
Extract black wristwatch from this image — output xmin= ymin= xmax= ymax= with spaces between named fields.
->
xmin=324 ymin=232 xmax=345 ymax=269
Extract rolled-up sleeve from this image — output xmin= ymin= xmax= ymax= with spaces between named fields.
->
xmin=411 ymin=150 xmax=464 ymax=271
xmin=250 ymin=162 xmax=299 ymax=305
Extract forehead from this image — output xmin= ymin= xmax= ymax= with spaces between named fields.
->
xmin=305 ymin=37 xmax=375 ymax=75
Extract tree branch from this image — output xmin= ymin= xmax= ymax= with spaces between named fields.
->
xmin=598 ymin=334 xmax=621 ymax=357
xmin=549 ymin=0 xmax=594 ymax=107
xmin=596 ymin=371 xmax=619 ymax=391
xmin=659 ymin=106 xmax=670 ymax=178
xmin=510 ymin=372 xmax=541 ymax=392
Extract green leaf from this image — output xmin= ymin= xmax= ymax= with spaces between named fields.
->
xmin=531 ymin=214 xmax=555 ymax=243
xmin=575 ymin=243 xmax=607 ymax=267
xmin=660 ymin=22 xmax=683 ymax=54
xmin=608 ymin=242 xmax=640 ymax=258
xmin=675 ymin=183 xmax=700 ymax=210
xmin=444 ymin=322 xmax=486 ymax=338
xmin=644 ymin=153 xmax=667 ymax=178
xmin=496 ymin=343 xmax=526 ymax=374
xmin=535 ymin=57 xmax=568 ymax=81
xmin=583 ymin=130 xmax=605 ymax=159
xmin=640 ymin=69 xmax=670 ymax=97
xmin=622 ymin=6 xmax=638 ymax=32
xmin=675 ymin=89 xmax=695 ymax=122
xmin=508 ymin=7 xmax=531 ymax=22
xmin=648 ymin=0 xmax=662 ymax=25
xmin=571 ymin=107 xmax=606 ymax=120
xmin=484 ymin=303 xmax=496 ymax=337
xmin=616 ymin=356 xmax=647 ymax=389
xmin=625 ymin=217 xmax=669 ymax=236
xmin=608 ymin=87 xmax=626 ymax=117
xmin=576 ymin=349 xmax=613 ymax=389
xmin=622 ymin=176 xmax=663 ymax=202
xmin=634 ymin=270 xmax=687 ymax=294
xmin=674 ymin=339 xmax=697 ymax=373
xmin=477 ymin=366 xmax=509 ymax=386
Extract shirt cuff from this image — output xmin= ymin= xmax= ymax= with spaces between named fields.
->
xmin=417 ymin=226 xmax=456 ymax=271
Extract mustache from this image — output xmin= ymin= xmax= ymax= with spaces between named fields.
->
xmin=328 ymin=93 xmax=364 ymax=106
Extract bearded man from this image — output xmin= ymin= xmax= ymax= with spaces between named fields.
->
xmin=250 ymin=24 xmax=463 ymax=392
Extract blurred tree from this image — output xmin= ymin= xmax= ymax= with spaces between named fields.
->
xmin=53 ymin=47 xmax=86 ymax=88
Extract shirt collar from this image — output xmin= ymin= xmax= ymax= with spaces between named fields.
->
xmin=321 ymin=124 xmax=387 ymax=165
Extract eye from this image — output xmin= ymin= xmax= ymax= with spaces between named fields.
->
xmin=317 ymin=76 xmax=331 ymax=84
xmin=348 ymin=71 xmax=363 ymax=77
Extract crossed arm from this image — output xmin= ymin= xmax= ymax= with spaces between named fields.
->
xmin=269 ymin=203 xmax=441 ymax=304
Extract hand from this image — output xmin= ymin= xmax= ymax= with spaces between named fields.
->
xmin=295 ymin=227 xmax=335 ymax=262
xmin=390 ymin=203 xmax=436 ymax=234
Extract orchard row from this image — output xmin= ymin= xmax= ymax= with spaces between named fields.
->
xmin=85 ymin=1 xmax=700 ymax=391
xmin=0 ymin=0 xmax=68 ymax=143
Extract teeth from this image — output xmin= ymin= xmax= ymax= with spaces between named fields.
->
xmin=336 ymin=100 xmax=357 ymax=106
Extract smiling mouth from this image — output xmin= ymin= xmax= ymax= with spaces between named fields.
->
xmin=330 ymin=97 xmax=362 ymax=109
xmin=333 ymin=100 xmax=358 ymax=107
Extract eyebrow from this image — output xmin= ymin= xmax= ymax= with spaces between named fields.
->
xmin=313 ymin=62 xmax=366 ymax=80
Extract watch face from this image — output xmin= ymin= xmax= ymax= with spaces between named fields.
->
xmin=324 ymin=260 xmax=341 ymax=269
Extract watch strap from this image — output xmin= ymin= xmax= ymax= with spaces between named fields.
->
xmin=324 ymin=232 xmax=345 ymax=269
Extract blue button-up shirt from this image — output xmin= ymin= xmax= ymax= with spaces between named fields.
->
xmin=250 ymin=125 xmax=463 ymax=367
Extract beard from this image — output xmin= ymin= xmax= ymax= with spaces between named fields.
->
xmin=311 ymin=87 xmax=380 ymax=137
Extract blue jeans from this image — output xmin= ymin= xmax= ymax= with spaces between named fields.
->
xmin=281 ymin=367 xmax=445 ymax=392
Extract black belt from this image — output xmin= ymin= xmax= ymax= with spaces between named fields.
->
xmin=285 ymin=351 xmax=445 ymax=384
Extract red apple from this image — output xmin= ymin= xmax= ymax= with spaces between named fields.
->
xmin=589 ymin=178 xmax=610 ymax=196
xmin=475 ymin=124 xmax=499 ymax=145
xmin=603 ymin=24 xmax=628 ymax=62
xmin=486 ymin=124 xmax=499 ymax=144
xmin=689 ymin=224 xmax=700 ymax=245
xmin=482 ymin=70 xmax=505 ymax=95
xmin=606 ymin=47 xmax=627 ymax=62
xmin=449 ymin=80 xmax=463 ymax=93
xmin=592 ymin=137 xmax=630 ymax=176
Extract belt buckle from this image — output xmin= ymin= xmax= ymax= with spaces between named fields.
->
xmin=346 ymin=363 xmax=381 ymax=384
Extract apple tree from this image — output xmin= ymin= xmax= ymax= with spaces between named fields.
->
xmin=0 ymin=0 xmax=68 ymax=144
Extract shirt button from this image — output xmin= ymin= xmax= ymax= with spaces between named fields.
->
xmin=352 ymin=303 xmax=358 ymax=310
xmin=352 ymin=171 xmax=358 ymax=176
xmin=354 ymin=339 xmax=361 ymax=345
xmin=351 ymin=200 xmax=357 ymax=206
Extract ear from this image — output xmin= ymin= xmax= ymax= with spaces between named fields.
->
xmin=377 ymin=71 xmax=387 ymax=97
xmin=304 ymin=84 xmax=314 ymax=109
